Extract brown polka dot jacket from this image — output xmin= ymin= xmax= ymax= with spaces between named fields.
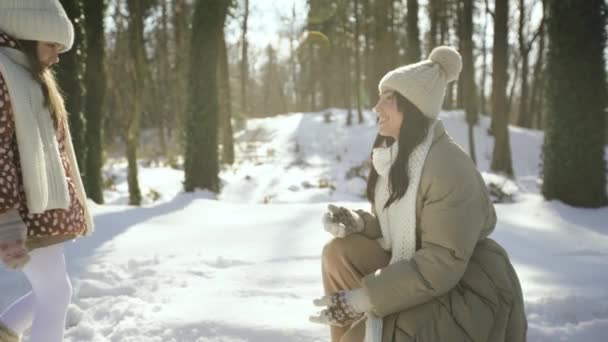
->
xmin=0 ymin=33 xmax=87 ymax=250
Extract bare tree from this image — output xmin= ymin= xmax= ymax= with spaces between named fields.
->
xmin=461 ymin=0 xmax=478 ymax=164
xmin=83 ymin=0 xmax=107 ymax=204
xmin=240 ymin=0 xmax=249 ymax=115
xmin=372 ymin=0 xmax=397 ymax=95
xmin=184 ymin=0 xmax=230 ymax=192
xmin=542 ymin=0 xmax=607 ymax=207
xmin=354 ymin=0 xmax=364 ymax=123
xmin=218 ymin=28 xmax=234 ymax=165
xmin=57 ymin=0 xmax=86 ymax=170
xmin=125 ymin=0 xmax=146 ymax=205
xmin=529 ymin=0 xmax=546 ymax=129
xmin=517 ymin=0 xmax=544 ymax=128
xmin=405 ymin=0 xmax=421 ymax=63
xmin=427 ymin=0 xmax=439 ymax=51
xmin=490 ymin=0 xmax=514 ymax=176
xmin=479 ymin=0 xmax=489 ymax=115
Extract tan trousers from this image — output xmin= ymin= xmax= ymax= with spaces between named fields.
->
xmin=322 ymin=234 xmax=391 ymax=342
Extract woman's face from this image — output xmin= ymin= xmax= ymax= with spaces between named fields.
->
xmin=36 ymin=41 xmax=62 ymax=69
xmin=373 ymin=89 xmax=403 ymax=139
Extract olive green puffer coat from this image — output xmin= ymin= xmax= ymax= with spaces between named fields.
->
xmin=357 ymin=122 xmax=527 ymax=342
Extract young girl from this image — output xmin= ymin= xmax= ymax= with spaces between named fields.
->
xmin=310 ymin=47 xmax=527 ymax=342
xmin=0 ymin=1 xmax=94 ymax=341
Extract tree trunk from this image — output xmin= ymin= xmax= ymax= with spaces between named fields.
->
xmin=218 ymin=28 xmax=234 ymax=165
xmin=158 ymin=0 xmax=169 ymax=157
xmin=388 ymin=0 xmax=399 ymax=68
xmin=184 ymin=0 xmax=229 ymax=192
xmin=405 ymin=0 xmax=421 ymax=63
xmin=480 ymin=0 xmax=488 ymax=116
xmin=58 ymin=0 xmax=86 ymax=172
xmin=516 ymin=0 xmax=532 ymax=128
xmin=262 ymin=45 xmax=273 ymax=115
xmin=427 ymin=0 xmax=439 ymax=51
xmin=83 ymin=0 xmax=106 ymax=204
xmin=529 ymin=0 xmax=546 ymax=129
xmin=362 ymin=0 xmax=376 ymax=107
xmin=461 ymin=0 xmax=477 ymax=164
xmin=507 ymin=54 xmax=520 ymax=117
xmin=240 ymin=0 xmax=249 ymax=116
xmin=309 ymin=43 xmax=317 ymax=111
xmin=290 ymin=4 xmax=299 ymax=111
xmin=529 ymin=30 xmax=545 ymax=128
xmin=320 ymin=29 xmax=333 ymax=110
xmin=456 ymin=1 xmax=465 ymax=110
xmin=439 ymin=0 xmax=453 ymax=109
xmin=172 ymin=0 xmax=191 ymax=141
xmin=343 ymin=9 xmax=353 ymax=126
xmin=372 ymin=0 xmax=395 ymax=98
xmin=542 ymin=0 xmax=607 ymax=207
xmin=354 ymin=0 xmax=364 ymax=123
xmin=490 ymin=0 xmax=514 ymax=176
xmin=126 ymin=0 xmax=145 ymax=205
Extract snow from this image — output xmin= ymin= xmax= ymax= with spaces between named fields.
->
xmin=1 ymin=109 xmax=607 ymax=341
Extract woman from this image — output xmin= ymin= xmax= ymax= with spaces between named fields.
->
xmin=310 ymin=46 xmax=527 ymax=342
xmin=0 ymin=1 xmax=94 ymax=342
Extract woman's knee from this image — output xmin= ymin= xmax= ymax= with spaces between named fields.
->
xmin=322 ymin=236 xmax=353 ymax=268
xmin=322 ymin=234 xmax=372 ymax=269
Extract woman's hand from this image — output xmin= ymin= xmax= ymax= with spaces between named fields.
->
xmin=322 ymin=204 xmax=365 ymax=238
xmin=309 ymin=288 xmax=372 ymax=326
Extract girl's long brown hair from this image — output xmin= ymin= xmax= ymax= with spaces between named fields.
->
xmin=366 ymin=93 xmax=432 ymax=209
xmin=17 ymin=40 xmax=67 ymax=132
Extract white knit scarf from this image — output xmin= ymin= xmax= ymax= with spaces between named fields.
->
xmin=0 ymin=46 xmax=70 ymax=214
xmin=365 ymin=120 xmax=437 ymax=342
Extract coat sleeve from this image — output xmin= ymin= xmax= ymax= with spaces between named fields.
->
xmin=361 ymin=147 xmax=495 ymax=317
xmin=0 ymin=71 xmax=26 ymax=243
xmin=355 ymin=207 xmax=383 ymax=239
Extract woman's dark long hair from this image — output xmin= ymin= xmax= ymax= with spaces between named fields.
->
xmin=17 ymin=40 xmax=67 ymax=132
xmin=366 ymin=93 xmax=432 ymax=209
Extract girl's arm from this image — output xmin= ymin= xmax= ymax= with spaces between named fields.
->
xmin=0 ymin=71 xmax=27 ymax=243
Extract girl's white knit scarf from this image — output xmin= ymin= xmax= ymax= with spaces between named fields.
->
xmin=365 ymin=120 xmax=437 ymax=342
xmin=0 ymin=47 xmax=70 ymax=214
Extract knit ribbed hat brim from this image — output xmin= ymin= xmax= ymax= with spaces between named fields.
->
xmin=378 ymin=46 xmax=462 ymax=119
xmin=0 ymin=0 xmax=74 ymax=52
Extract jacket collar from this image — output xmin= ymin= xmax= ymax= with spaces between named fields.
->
xmin=372 ymin=119 xmax=446 ymax=177
xmin=372 ymin=141 xmax=398 ymax=178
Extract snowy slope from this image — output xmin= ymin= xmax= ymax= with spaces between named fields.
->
xmin=1 ymin=109 xmax=607 ymax=342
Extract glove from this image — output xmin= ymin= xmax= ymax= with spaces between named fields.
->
xmin=309 ymin=288 xmax=372 ymax=327
xmin=0 ymin=210 xmax=30 ymax=270
xmin=0 ymin=239 xmax=30 ymax=269
xmin=322 ymin=204 xmax=364 ymax=238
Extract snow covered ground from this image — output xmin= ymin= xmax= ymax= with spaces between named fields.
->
xmin=1 ymin=109 xmax=607 ymax=341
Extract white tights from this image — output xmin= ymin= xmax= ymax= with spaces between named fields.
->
xmin=0 ymin=244 xmax=72 ymax=342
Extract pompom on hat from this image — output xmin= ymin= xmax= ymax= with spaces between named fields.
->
xmin=378 ymin=46 xmax=462 ymax=119
xmin=0 ymin=0 xmax=74 ymax=52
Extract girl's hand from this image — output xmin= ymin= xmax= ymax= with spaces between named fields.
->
xmin=0 ymin=210 xmax=30 ymax=269
xmin=0 ymin=240 xmax=30 ymax=269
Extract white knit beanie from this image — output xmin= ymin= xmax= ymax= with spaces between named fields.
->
xmin=0 ymin=0 xmax=74 ymax=52
xmin=378 ymin=46 xmax=462 ymax=119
